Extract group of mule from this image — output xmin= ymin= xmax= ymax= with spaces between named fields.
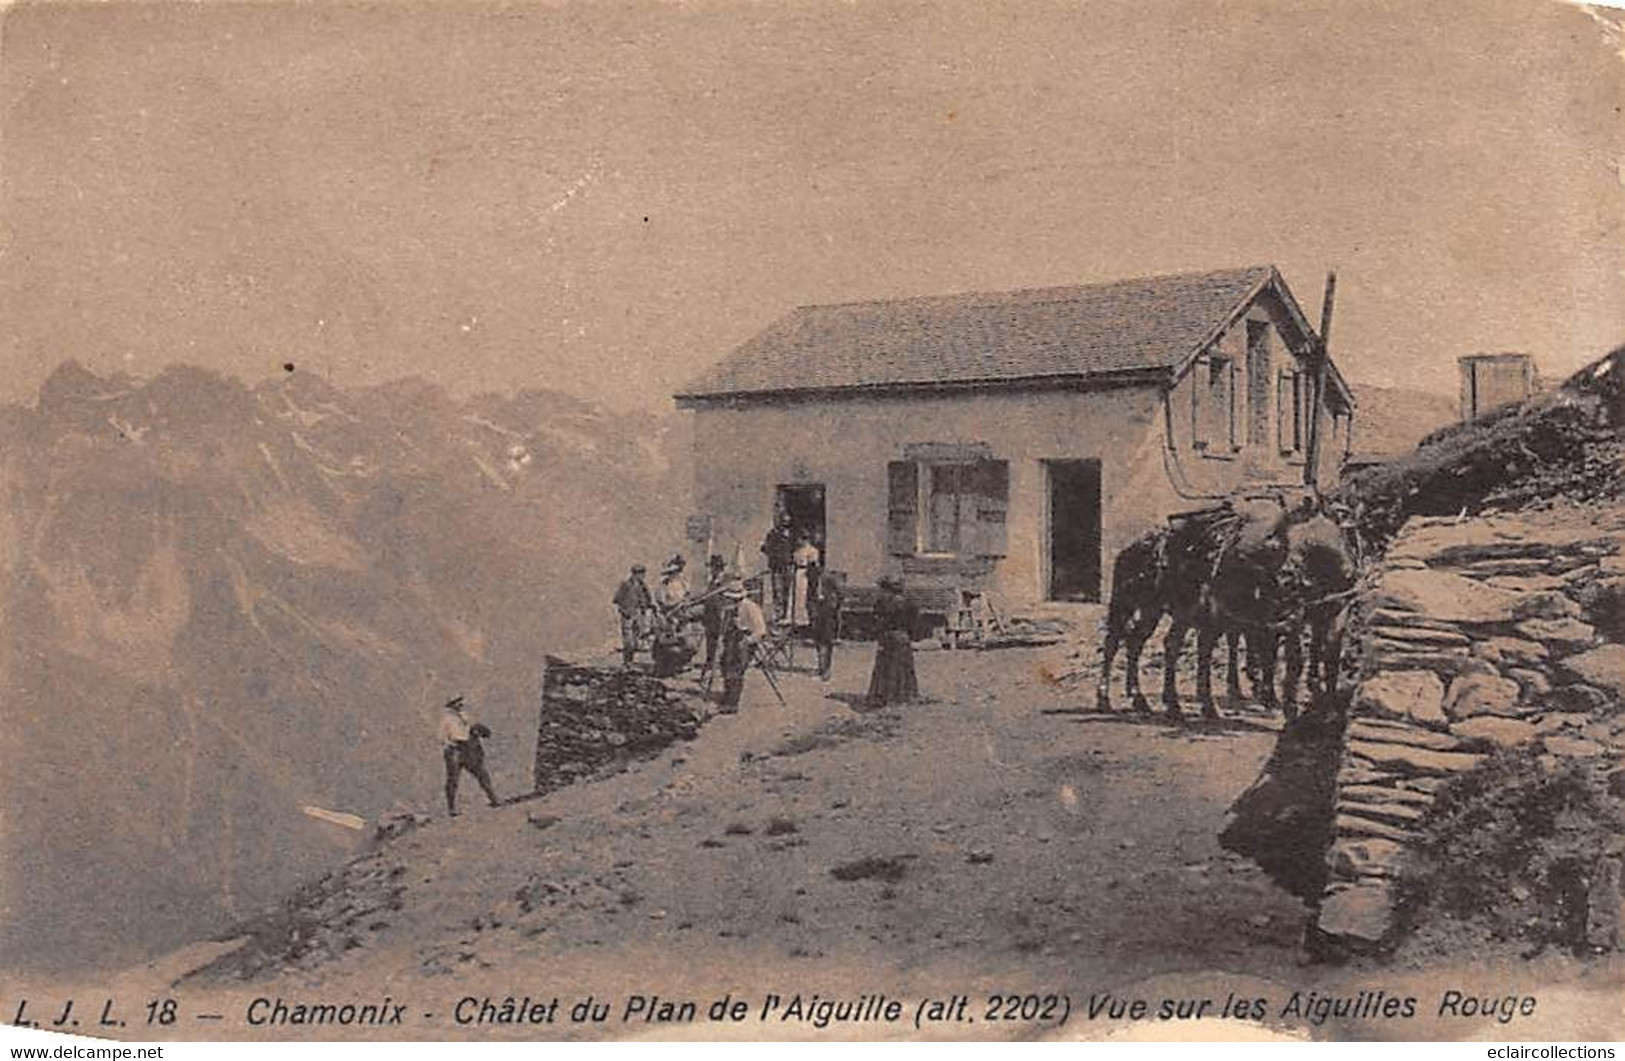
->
xmin=1096 ymin=491 xmax=1361 ymax=721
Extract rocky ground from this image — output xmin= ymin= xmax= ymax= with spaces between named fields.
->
xmin=30 ymin=622 xmax=1618 ymax=1042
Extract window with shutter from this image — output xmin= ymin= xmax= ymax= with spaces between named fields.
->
xmin=885 ymin=460 xmax=918 ymax=556
xmin=1196 ymin=354 xmax=1232 ymax=451
xmin=888 ymin=457 xmax=1010 ymax=558
xmin=925 ymin=463 xmax=962 ymax=553
xmin=963 ymin=459 xmax=1009 ymax=557
xmin=1246 ymin=320 xmax=1272 ymax=447
xmin=1278 ymin=369 xmax=1306 ymax=452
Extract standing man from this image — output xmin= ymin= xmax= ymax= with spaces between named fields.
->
xmin=441 ymin=696 xmax=499 ymax=817
xmin=718 ymin=579 xmax=768 ymax=714
xmin=809 ymin=568 xmax=844 ymax=682
xmin=759 ymin=513 xmax=795 ymax=622
xmin=612 ymin=564 xmax=653 ymax=666
xmin=698 ymin=553 xmax=729 ymax=684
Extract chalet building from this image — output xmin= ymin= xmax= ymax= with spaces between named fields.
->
xmin=674 ymin=265 xmax=1355 ymax=605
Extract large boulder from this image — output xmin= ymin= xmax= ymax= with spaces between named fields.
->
xmin=1317 ymin=882 xmax=1397 ymax=947
xmin=1544 ymin=735 xmax=1607 ymax=758
xmin=1547 ymin=685 xmax=1612 ymax=713
xmin=1512 ymin=591 xmax=1582 ymax=621
xmin=1443 ymin=671 xmax=1526 ymax=719
xmin=1374 ymin=569 xmax=1522 ymax=624
xmin=1560 ymin=644 xmax=1625 ymax=699
xmin=1330 ymin=837 xmax=1406 ymax=880
xmin=1354 ymin=671 xmax=1448 ymax=729
xmin=1507 ymin=667 xmax=1552 ymax=698
xmin=1477 ymin=636 xmax=1550 ymax=666
xmin=1349 ymin=718 xmax=1468 ymax=752
xmin=1516 ymin=618 xmax=1599 ymax=654
xmin=1334 ymin=813 xmax=1416 ymax=843
xmin=1347 ymin=739 xmax=1485 ymax=777
xmin=1453 ymin=716 xmax=1539 ymax=750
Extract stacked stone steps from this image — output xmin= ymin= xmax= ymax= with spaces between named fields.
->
xmin=1314 ymin=506 xmax=1625 ymax=952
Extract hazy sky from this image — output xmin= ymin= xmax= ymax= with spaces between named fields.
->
xmin=1 ymin=0 xmax=1620 ymax=410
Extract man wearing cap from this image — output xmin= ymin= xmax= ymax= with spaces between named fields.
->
xmin=718 ymin=579 xmax=767 ymax=713
xmin=612 ymin=564 xmax=653 ymax=666
xmin=698 ymin=554 xmax=729 ymax=683
xmin=440 ymin=696 xmax=499 ymax=817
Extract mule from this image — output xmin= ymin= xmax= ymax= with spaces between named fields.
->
xmin=1279 ymin=511 xmax=1359 ymax=714
xmin=1096 ymin=503 xmax=1256 ymax=718
xmin=1178 ymin=497 xmax=1291 ymax=719
xmin=1096 ymin=526 xmax=1164 ymax=713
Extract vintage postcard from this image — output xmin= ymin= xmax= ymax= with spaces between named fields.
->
xmin=0 ymin=0 xmax=1622 ymax=1046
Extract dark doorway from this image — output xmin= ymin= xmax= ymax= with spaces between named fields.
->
xmin=775 ymin=483 xmax=827 ymax=551
xmin=1047 ymin=460 xmax=1102 ymax=601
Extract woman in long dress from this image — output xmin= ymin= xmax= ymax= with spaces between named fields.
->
xmin=790 ymin=534 xmax=820 ymax=628
xmin=866 ymin=575 xmax=918 ymax=707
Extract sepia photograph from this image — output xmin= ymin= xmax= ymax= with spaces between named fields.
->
xmin=0 ymin=0 xmax=1622 ymax=1046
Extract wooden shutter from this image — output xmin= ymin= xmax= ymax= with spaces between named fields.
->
xmin=1227 ymin=358 xmax=1240 ymax=448
xmin=1191 ymin=357 xmax=1208 ymax=447
xmin=963 ymin=459 xmax=1010 ymax=557
xmin=1277 ymin=370 xmax=1293 ymax=453
xmin=1293 ymin=370 xmax=1306 ymax=450
xmin=886 ymin=460 xmax=918 ymax=556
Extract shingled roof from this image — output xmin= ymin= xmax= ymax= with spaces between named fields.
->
xmin=678 ymin=265 xmax=1340 ymax=402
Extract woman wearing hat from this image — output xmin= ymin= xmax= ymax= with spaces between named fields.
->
xmin=866 ymin=575 xmax=918 ymax=707
xmin=658 ymin=554 xmax=690 ymax=611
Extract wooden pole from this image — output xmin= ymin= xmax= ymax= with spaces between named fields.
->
xmin=1303 ymin=270 xmax=1337 ymax=491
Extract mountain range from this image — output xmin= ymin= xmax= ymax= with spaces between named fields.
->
xmin=0 ymin=362 xmax=690 ymax=974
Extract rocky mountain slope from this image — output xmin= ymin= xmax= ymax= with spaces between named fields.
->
xmin=1344 ymin=382 xmax=1460 ymax=464
xmin=0 ymin=362 xmax=689 ymax=974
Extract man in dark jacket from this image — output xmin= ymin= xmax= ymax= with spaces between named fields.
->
xmin=612 ymin=564 xmax=653 ymax=666
xmin=809 ymin=568 xmax=844 ymax=682
xmin=759 ymin=515 xmax=795 ymax=622
xmin=698 ymin=554 xmax=729 ymax=683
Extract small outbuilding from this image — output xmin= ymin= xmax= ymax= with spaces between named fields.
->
xmin=675 ymin=265 xmax=1354 ymax=605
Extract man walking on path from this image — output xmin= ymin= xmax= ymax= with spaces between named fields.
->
xmin=612 ymin=564 xmax=653 ymax=666
xmin=441 ymin=696 xmax=499 ymax=817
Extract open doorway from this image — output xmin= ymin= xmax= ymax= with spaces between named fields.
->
xmin=1046 ymin=460 xmax=1102 ymax=601
xmin=775 ymin=483 xmax=827 ymax=554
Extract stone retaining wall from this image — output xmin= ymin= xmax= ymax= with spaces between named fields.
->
xmin=1314 ymin=504 xmax=1625 ymax=951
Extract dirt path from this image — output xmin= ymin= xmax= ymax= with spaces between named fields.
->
xmin=54 ymin=630 xmax=1623 ymax=1041
xmin=116 ymin=633 xmax=1310 ymax=1036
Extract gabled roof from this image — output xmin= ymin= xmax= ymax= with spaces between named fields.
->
xmin=677 ymin=264 xmax=1352 ymax=405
